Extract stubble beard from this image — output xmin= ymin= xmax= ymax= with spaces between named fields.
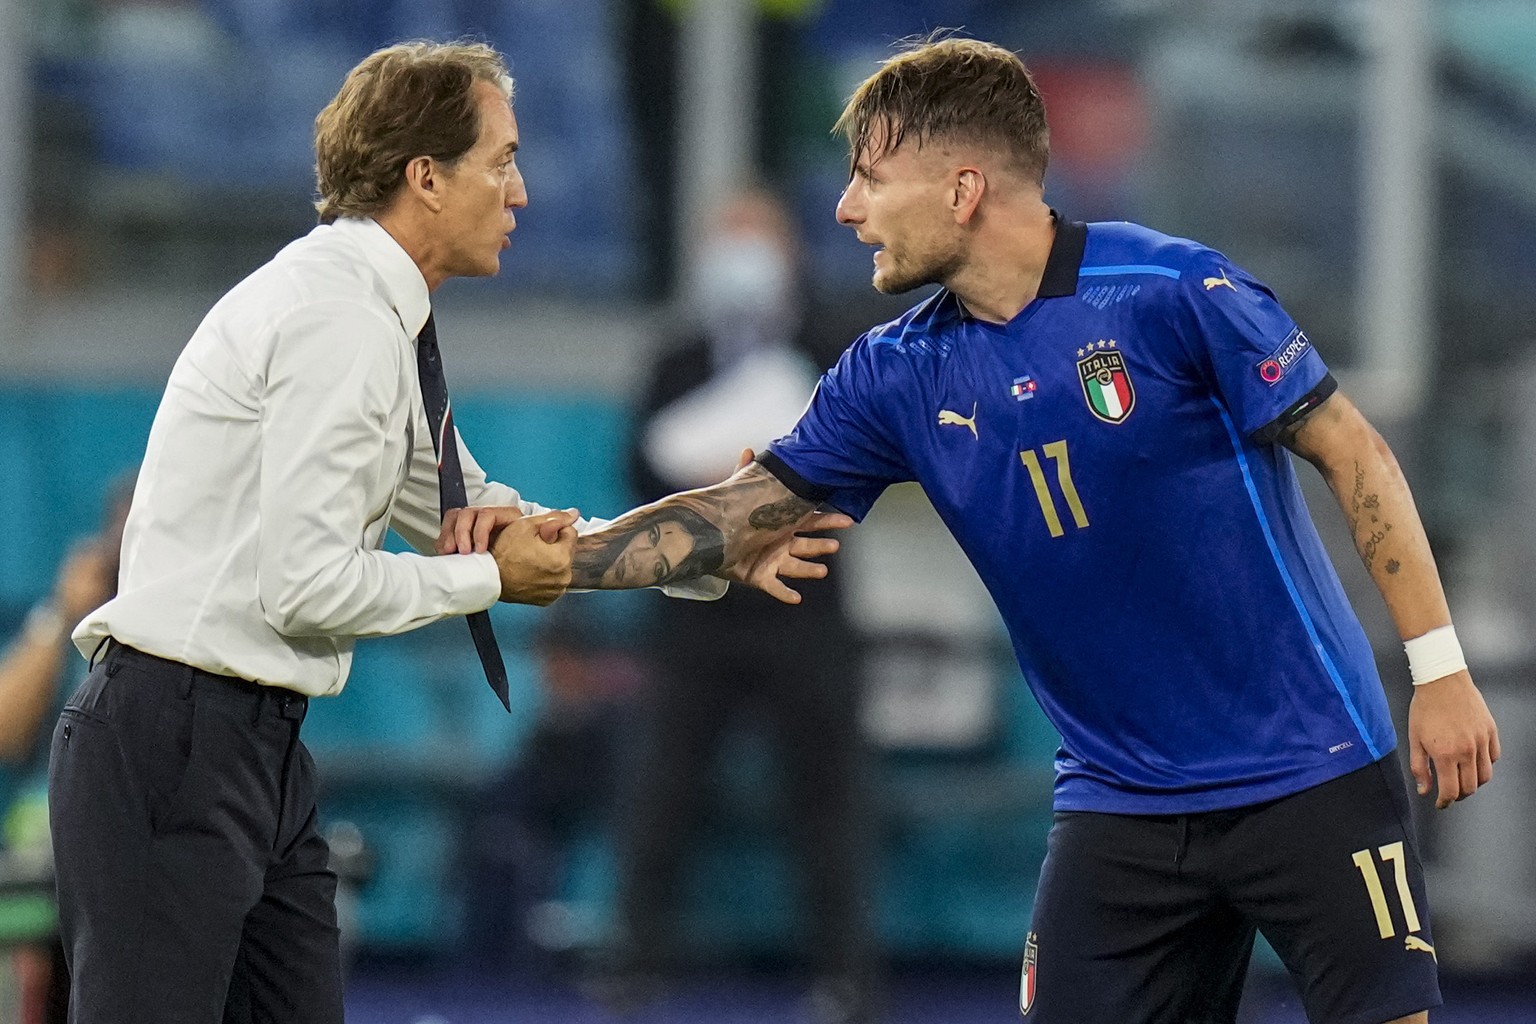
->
xmin=872 ymin=240 xmax=965 ymax=296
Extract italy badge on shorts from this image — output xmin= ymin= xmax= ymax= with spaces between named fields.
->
xmin=1019 ymin=931 xmax=1039 ymax=1015
xmin=1077 ymin=345 xmax=1135 ymax=423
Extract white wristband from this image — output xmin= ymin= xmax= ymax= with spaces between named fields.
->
xmin=1403 ymin=624 xmax=1466 ymax=686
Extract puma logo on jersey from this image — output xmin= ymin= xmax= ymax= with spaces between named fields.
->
xmin=1404 ymin=935 xmax=1436 ymax=960
xmin=1203 ymin=268 xmax=1236 ymax=291
xmin=938 ymin=403 xmax=978 ymax=439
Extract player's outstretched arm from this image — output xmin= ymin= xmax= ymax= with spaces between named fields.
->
xmin=569 ymin=460 xmax=852 ymax=604
xmin=1280 ymin=390 xmax=1500 ymax=809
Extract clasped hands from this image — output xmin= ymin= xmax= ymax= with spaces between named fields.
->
xmin=436 ymin=504 xmax=578 ymax=606
xmin=434 ymin=453 xmax=853 ymax=606
xmin=436 ymin=501 xmax=851 ymax=606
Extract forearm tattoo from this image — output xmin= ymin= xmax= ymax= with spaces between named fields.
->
xmin=571 ymin=505 xmax=725 ymax=589
xmin=570 ymin=466 xmax=814 ymax=590
xmin=1348 ymin=459 xmax=1394 ymax=573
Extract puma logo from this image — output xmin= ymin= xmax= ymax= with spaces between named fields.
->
xmin=1203 ymin=268 xmax=1236 ymax=291
xmin=1403 ymin=935 xmax=1436 ymax=960
xmin=938 ymin=403 xmax=978 ymax=439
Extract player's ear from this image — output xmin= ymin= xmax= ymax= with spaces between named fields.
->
xmin=953 ymin=167 xmax=985 ymax=224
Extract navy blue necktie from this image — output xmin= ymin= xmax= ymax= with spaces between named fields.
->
xmin=416 ymin=313 xmax=511 ymax=712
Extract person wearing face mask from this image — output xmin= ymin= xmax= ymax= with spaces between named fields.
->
xmin=589 ymin=189 xmax=880 ymax=1024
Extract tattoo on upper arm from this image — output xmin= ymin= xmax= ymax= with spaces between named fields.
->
xmin=1386 ymin=559 xmax=1401 ymax=574
xmin=748 ymin=493 xmax=815 ymax=530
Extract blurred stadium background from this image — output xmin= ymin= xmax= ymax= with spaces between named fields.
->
xmin=1 ymin=0 xmax=1534 ymax=1021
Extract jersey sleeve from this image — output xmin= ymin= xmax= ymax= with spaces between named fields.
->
xmin=761 ymin=337 xmax=912 ymax=521
xmin=1175 ymin=252 xmax=1332 ymax=441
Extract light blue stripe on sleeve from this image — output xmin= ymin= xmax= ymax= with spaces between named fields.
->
xmin=1079 ymin=265 xmax=1182 ymax=280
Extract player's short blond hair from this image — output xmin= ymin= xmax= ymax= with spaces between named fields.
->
xmin=834 ymin=35 xmax=1049 ymax=185
xmin=313 ymin=40 xmax=514 ymax=223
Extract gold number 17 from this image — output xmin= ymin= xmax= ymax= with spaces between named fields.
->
xmin=1019 ymin=440 xmax=1089 ymax=538
xmin=1352 ymin=841 xmax=1421 ymax=939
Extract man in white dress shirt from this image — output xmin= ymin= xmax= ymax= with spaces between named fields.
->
xmin=47 ymin=41 xmax=846 ymax=1024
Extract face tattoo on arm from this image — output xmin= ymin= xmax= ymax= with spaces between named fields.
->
xmin=570 ymin=463 xmax=820 ymax=589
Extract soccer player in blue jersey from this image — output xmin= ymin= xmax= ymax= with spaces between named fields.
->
xmin=446 ymin=35 xmax=1500 ymax=1024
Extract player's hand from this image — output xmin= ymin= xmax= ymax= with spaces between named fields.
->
xmin=490 ymin=509 xmax=579 ymax=606
xmin=1407 ymin=669 xmax=1500 ymax=809
xmin=725 ymin=507 xmax=854 ymax=605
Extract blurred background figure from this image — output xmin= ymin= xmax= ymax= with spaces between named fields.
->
xmin=588 ymin=187 xmax=879 ymax=1024
xmin=4 ymin=0 xmax=1536 ymax=1020
xmin=455 ymin=606 xmax=643 ymax=976
xmin=0 ymin=478 xmax=130 ymax=1024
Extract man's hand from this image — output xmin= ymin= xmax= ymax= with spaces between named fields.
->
xmin=1408 ymin=669 xmax=1500 ymax=809
xmin=439 ymin=505 xmax=580 ymax=554
xmin=716 ymin=446 xmax=853 ymax=604
xmin=490 ymin=509 xmax=578 ymax=606
xmin=724 ymin=507 xmax=854 ymax=604
xmin=719 ymin=449 xmax=854 ymax=602
xmin=438 ymin=505 xmax=520 ymax=555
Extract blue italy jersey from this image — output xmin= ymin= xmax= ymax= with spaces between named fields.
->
xmin=763 ymin=218 xmax=1395 ymax=814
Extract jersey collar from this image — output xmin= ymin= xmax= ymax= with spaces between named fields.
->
xmin=946 ymin=212 xmax=1087 ymax=326
xmin=1038 ymin=211 xmax=1088 ymax=298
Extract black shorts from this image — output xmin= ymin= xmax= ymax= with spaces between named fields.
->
xmin=1020 ymin=756 xmax=1440 ymax=1024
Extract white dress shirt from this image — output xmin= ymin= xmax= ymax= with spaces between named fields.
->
xmin=75 ymin=216 xmax=722 ymax=696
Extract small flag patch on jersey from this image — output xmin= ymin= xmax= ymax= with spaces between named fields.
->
xmin=1010 ymin=376 xmax=1038 ymax=401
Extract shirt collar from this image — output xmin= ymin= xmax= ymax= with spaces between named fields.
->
xmin=328 ymin=216 xmax=432 ymax=338
xmin=1038 ymin=210 xmax=1087 ymax=299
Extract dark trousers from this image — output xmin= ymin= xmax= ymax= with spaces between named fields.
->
xmin=47 ymin=642 xmax=342 ymax=1024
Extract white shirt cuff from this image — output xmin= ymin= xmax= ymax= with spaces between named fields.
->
xmin=441 ymin=552 xmax=502 ymax=613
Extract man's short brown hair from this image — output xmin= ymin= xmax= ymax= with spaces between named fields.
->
xmin=313 ymin=40 xmax=513 ymax=223
xmin=835 ymin=35 xmax=1049 ymax=185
